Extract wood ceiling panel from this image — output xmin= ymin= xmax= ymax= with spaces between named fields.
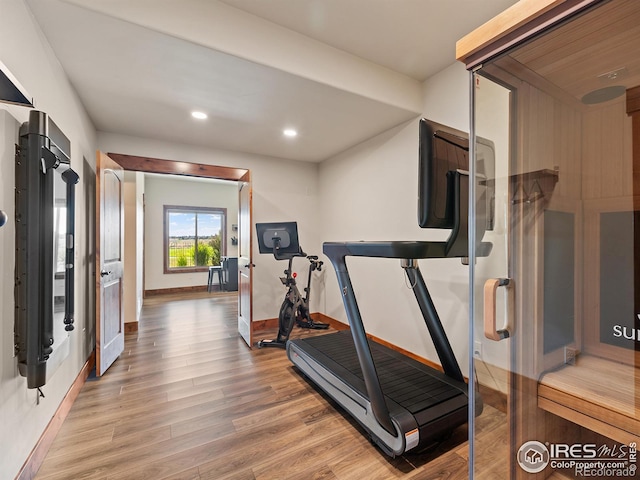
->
xmin=507 ymin=0 xmax=640 ymax=101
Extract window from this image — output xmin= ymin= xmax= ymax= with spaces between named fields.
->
xmin=164 ymin=205 xmax=226 ymax=273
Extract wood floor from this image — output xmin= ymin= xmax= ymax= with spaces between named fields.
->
xmin=35 ymin=292 xmax=508 ymax=480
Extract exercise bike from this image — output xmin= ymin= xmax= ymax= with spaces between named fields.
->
xmin=256 ymin=222 xmax=329 ymax=349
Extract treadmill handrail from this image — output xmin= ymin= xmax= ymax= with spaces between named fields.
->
xmin=323 ymin=239 xmax=491 ymax=260
xmin=323 ymin=241 xmax=447 ymax=260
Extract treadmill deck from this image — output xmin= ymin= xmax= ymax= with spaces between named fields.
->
xmin=289 ymin=330 xmax=468 ymax=450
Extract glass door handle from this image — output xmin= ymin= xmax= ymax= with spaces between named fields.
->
xmin=484 ymin=278 xmax=512 ymax=341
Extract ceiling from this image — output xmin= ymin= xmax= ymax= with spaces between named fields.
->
xmin=25 ymin=0 xmax=518 ymax=162
xmin=504 ymin=0 xmax=640 ymax=104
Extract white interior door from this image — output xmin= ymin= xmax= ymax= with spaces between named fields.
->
xmin=96 ymin=151 xmax=124 ymax=375
xmin=237 ymin=171 xmax=253 ymax=347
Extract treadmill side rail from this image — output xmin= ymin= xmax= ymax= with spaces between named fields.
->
xmin=404 ymin=264 xmax=465 ymax=382
xmin=325 ymin=251 xmax=396 ymax=436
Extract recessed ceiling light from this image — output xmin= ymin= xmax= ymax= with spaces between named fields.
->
xmin=283 ymin=128 xmax=298 ymax=137
xmin=191 ymin=111 xmax=207 ymax=120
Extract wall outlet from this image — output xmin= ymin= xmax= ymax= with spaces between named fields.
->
xmin=474 ymin=341 xmax=482 ymax=359
xmin=564 ymin=346 xmax=578 ymax=365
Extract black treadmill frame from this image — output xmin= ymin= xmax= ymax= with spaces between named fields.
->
xmin=287 ymin=168 xmax=491 ymax=456
xmin=321 ymin=240 xmax=467 ymax=437
xmin=287 ymin=120 xmax=494 ymax=456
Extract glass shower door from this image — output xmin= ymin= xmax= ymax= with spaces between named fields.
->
xmin=470 ymin=2 xmax=640 ymax=477
xmin=469 ymin=72 xmax=513 ymax=479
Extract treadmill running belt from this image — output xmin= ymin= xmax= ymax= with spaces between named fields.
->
xmin=298 ymin=331 xmax=463 ymax=414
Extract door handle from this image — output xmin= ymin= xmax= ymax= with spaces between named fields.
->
xmin=484 ymin=278 xmax=512 ymax=341
xmin=100 ymin=270 xmax=111 ymax=277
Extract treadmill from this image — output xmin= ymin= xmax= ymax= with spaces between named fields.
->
xmin=286 ymin=119 xmax=494 ymax=457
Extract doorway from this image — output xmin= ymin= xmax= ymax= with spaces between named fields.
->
xmin=105 ymin=152 xmax=252 ymax=342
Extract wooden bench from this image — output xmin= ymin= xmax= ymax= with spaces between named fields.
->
xmin=538 ymin=355 xmax=640 ymax=444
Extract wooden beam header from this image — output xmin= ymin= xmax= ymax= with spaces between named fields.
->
xmin=456 ymin=0 xmax=603 ymax=69
xmin=108 ymin=153 xmax=249 ymax=182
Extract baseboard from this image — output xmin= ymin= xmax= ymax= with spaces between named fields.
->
xmin=16 ymin=350 xmax=96 ymax=480
xmin=367 ymin=332 xmax=445 ymax=372
xmin=252 ymin=317 xmax=278 ymax=331
xmin=310 ymin=312 xmax=350 ymax=331
xmin=144 ymin=285 xmax=209 ymax=296
xmin=252 ymin=312 xmax=349 ymax=332
xmin=478 ymin=383 xmax=507 ymax=414
xmin=124 ymin=322 xmax=139 ymax=333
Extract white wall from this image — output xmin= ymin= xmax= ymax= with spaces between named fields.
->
xmin=135 ymin=172 xmax=144 ymax=317
xmin=319 ymin=62 xmax=474 ymax=374
xmin=97 ymin=132 xmax=323 ymax=321
xmin=143 ymin=175 xmax=238 ymax=291
xmin=123 ymin=171 xmax=144 ymax=323
xmin=0 ymin=1 xmax=97 ymax=478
